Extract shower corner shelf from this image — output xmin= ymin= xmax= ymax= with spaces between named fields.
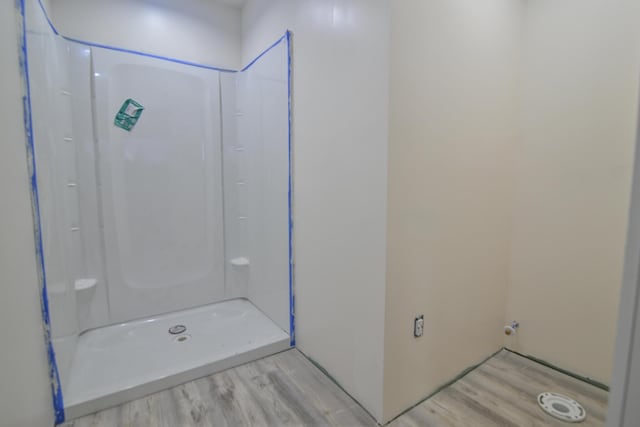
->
xmin=230 ymin=257 xmax=250 ymax=267
xmin=74 ymin=278 xmax=98 ymax=292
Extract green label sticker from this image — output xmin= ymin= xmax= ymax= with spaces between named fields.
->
xmin=114 ymin=98 xmax=144 ymax=131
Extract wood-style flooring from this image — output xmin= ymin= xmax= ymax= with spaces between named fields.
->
xmin=389 ymin=350 xmax=608 ymax=427
xmin=69 ymin=349 xmax=374 ymax=427
xmin=70 ymin=349 xmax=608 ymax=427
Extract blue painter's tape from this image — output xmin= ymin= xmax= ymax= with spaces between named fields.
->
xmin=239 ymin=32 xmax=295 ymax=346
xmin=36 ymin=0 xmax=58 ymax=35
xmin=17 ymin=0 xmax=65 ymax=423
xmin=240 ymin=33 xmax=288 ymax=72
xmin=63 ymin=37 xmax=237 ymax=73
xmin=286 ymin=30 xmax=295 ymax=347
xmin=34 ymin=0 xmax=236 ymax=73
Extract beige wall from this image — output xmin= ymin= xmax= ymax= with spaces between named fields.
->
xmin=0 ymin=2 xmax=55 ymax=426
xmin=385 ymin=0 xmax=640 ymax=421
xmin=242 ymin=0 xmax=390 ymax=420
xmin=505 ymin=0 xmax=640 ymax=383
xmin=384 ymin=0 xmax=523 ymax=421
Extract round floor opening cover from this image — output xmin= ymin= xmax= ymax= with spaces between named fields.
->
xmin=538 ymin=392 xmax=586 ymax=423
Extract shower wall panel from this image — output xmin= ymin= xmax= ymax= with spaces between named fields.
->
xmin=92 ymin=50 xmax=226 ymax=323
xmin=238 ymin=39 xmax=290 ymax=333
xmin=25 ymin=0 xmax=78 ymax=391
xmin=25 ymin=0 xmax=292 ymax=414
xmin=220 ymin=73 xmax=249 ymax=298
xmin=67 ymin=43 xmax=110 ymax=332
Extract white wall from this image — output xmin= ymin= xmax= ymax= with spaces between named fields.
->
xmin=0 ymin=1 xmax=55 ymax=426
xmin=50 ymin=0 xmax=242 ymax=69
xmin=607 ymin=76 xmax=640 ymax=427
xmin=506 ymin=0 xmax=640 ymax=384
xmin=384 ymin=0 xmax=523 ymax=421
xmin=242 ymin=0 xmax=390 ymax=421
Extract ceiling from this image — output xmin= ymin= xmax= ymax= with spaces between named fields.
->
xmin=213 ymin=0 xmax=246 ymax=8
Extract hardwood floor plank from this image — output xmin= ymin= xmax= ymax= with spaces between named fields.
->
xmin=389 ymin=400 xmax=461 ymax=427
xmin=207 ymin=369 xmax=271 ymax=426
xmin=71 ymin=406 xmax=120 ymax=427
xmin=481 ymin=355 xmax=607 ymax=423
xmin=242 ymin=357 xmax=323 ymax=425
xmin=462 ymin=370 xmax=568 ymax=426
xmin=495 ymin=352 xmax=608 ymax=405
xmin=169 ymin=380 xmax=214 ymax=427
xmin=70 ymin=348 xmax=608 ymax=427
xmin=393 ymin=350 xmax=608 ymax=427
xmin=450 ymin=379 xmax=540 ymax=426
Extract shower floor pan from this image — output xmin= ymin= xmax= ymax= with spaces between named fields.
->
xmin=64 ymin=298 xmax=290 ymax=420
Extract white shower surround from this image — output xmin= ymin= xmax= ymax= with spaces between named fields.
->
xmin=25 ymin=0 xmax=292 ymax=420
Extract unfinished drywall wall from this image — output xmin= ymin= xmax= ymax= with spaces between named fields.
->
xmin=505 ymin=0 xmax=640 ymax=384
xmin=384 ymin=0 xmax=523 ymax=422
xmin=50 ymin=0 xmax=242 ymax=69
xmin=0 ymin=1 xmax=56 ymax=426
xmin=242 ymin=0 xmax=389 ymax=421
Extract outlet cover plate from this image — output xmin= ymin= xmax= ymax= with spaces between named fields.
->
xmin=414 ymin=315 xmax=424 ymax=337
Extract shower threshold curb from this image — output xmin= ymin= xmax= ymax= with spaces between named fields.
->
xmin=65 ymin=338 xmax=289 ymax=420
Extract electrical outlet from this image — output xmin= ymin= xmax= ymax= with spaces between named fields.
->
xmin=414 ymin=315 xmax=424 ymax=337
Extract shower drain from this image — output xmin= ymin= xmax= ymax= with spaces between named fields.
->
xmin=174 ymin=334 xmax=191 ymax=343
xmin=168 ymin=325 xmax=187 ymax=335
xmin=538 ymin=392 xmax=586 ymax=423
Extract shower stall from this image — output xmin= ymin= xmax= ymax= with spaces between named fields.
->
xmin=24 ymin=0 xmax=292 ymax=421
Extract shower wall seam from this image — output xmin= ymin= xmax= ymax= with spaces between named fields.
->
xmin=217 ymin=73 xmax=230 ymax=300
xmin=88 ymin=51 xmax=112 ymax=324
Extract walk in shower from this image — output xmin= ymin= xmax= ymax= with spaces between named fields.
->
xmin=23 ymin=0 xmax=292 ymax=422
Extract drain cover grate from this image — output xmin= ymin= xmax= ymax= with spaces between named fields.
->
xmin=538 ymin=392 xmax=586 ymax=423
xmin=168 ymin=325 xmax=187 ymax=335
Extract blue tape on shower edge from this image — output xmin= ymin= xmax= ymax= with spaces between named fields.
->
xmin=240 ymin=33 xmax=288 ymax=72
xmin=286 ymin=31 xmax=295 ymax=347
xmin=36 ymin=0 xmax=58 ymax=35
xmin=286 ymin=30 xmax=296 ymax=347
xmin=17 ymin=0 xmax=65 ymax=423
xmin=35 ymin=0 xmax=236 ymax=73
xmin=63 ymin=37 xmax=238 ymax=73
xmin=239 ymin=32 xmax=295 ymax=346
